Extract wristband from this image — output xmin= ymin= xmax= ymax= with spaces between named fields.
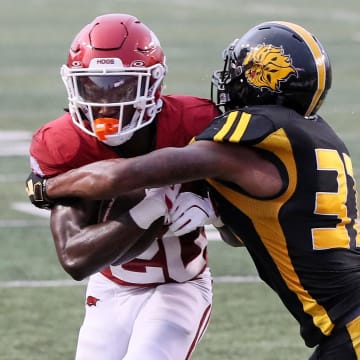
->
xmin=26 ymin=173 xmax=55 ymax=209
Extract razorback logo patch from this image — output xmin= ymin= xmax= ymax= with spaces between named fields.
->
xmin=86 ymin=295 xmax=100 ymax=307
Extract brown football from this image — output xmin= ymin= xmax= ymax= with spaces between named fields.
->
xmin=98 ymin=189 xmax=166 ymax=265
xmin=98 ymin=189 xmax=146 ymax=222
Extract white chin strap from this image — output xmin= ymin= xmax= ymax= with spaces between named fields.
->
xmin=102 ymin=131 xmax=134 ymax=146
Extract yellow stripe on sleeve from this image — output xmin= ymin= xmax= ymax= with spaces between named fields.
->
xmin=213 ymin=111 xmax=238 ymax=142
xmin=229 ymin=112 xmax=252 ymax=142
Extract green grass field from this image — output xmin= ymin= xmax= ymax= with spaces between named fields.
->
xmin=1 ymin=0 xmax=360 ymax=359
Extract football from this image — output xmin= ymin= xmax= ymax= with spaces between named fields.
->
xmin=98 ymin=189 xmax=146 ymax=222
xmin=98 ymin=189 xmax=166 ymax=265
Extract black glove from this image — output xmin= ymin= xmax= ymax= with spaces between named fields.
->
xmin=25 ymin=172 xmax=55 ymax=209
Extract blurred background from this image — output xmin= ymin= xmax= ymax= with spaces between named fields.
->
xmin=1 ymin=0 xmax=359 ymax=359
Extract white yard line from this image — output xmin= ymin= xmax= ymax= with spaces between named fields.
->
xmin=0 ymin=276 xmax=262 ymax=288
xmin=0 ymin=219 xmax=48 ymax=227
xmin=0 ymin=279 xmax=88 ymax=288
xmin=11 ymin=202 xmax=50 ymax=219
xmin=0 ymin=130 xmax=31 ymax=156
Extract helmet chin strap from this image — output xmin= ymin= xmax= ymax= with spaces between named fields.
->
xmin=102 ymin=131 xmax=134 ymax=146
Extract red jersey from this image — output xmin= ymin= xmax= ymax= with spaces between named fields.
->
xmin=30 ymin=94 xmax=220 ymax=285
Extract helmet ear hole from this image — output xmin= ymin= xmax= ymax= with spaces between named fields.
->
xmin=152 ymin=65 xmax=165 ymax=80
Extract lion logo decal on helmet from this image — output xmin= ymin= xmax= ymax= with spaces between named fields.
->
xmin=244 ymin=44 xmax=297 ymax=92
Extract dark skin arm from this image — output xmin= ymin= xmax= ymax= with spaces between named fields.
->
xmin=51 ymin=193 xmax=167 ymax=281
xmin=46 ymin=141 xmax=282 ymax=200
xmin=45 ymin=141 xmax=280 ymax=251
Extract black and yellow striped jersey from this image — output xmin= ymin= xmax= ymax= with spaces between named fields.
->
xmin=195 ymin=104 xmax=360 ymax=347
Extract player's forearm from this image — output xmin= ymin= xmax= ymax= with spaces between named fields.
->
xmin=54 ymin=214 xmax=164 ymax=280
xmin=45 ymin=145 xmax=213 ymax=200
xmin=45 ymin=158 xmax=158 ymax=200
xmin=111 ymin=218 xmax=167 ymax=265
xmin=55 ymin=219 xmax=139 ymax=280
xmin=46 ymin=159 xmax=126 ymax=200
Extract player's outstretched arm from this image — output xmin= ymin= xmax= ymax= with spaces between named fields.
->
xmin=27 ymin=141 xmax=282 ymax=203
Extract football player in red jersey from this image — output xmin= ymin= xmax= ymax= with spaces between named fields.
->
xmin=28 ymin=21 xmax=360 ymax=359
xmin=26 ymin=13 xmax=222 ymax=360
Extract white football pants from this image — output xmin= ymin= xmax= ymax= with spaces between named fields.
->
xmin=75 ymin=269 xmax=212 ymax=360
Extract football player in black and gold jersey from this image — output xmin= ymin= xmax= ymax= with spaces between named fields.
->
xmin=27 ymin=21 xmax=360 ymax=358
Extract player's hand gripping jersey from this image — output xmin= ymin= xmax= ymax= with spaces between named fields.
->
xmin=30 ymin=95 xmax=219 ymax=286
xmin=195 ymin=104 xmax=360 ymax=347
